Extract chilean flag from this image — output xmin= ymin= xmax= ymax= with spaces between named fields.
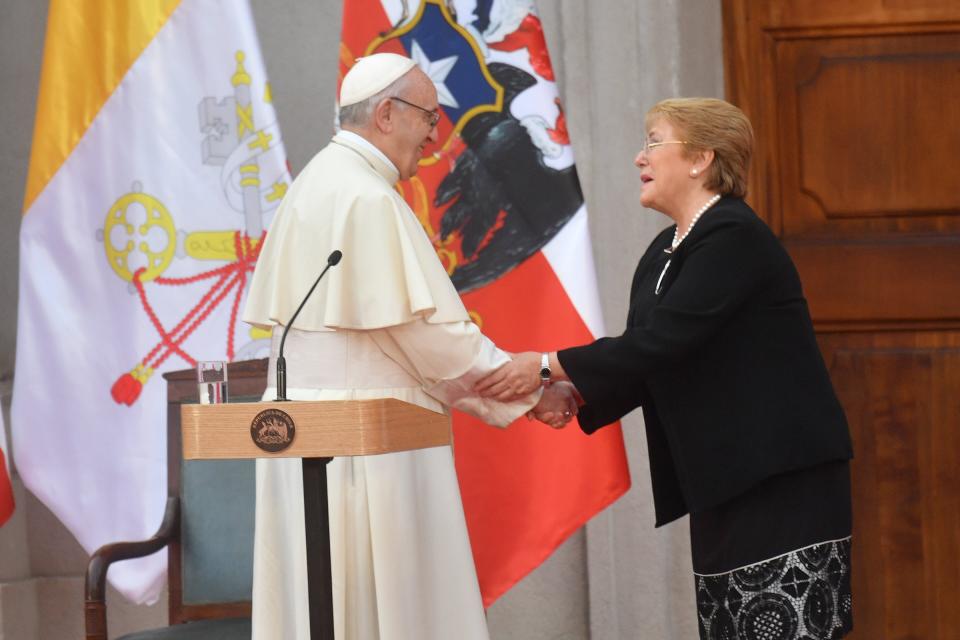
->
xmin=340 ymin=0 xmax=631 ymax=605
xmin=0 ymin=409 xmax=13 ymax=527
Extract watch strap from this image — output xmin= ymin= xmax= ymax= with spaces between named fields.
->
xmin=539 ymin=352 xmax=551 ymax=383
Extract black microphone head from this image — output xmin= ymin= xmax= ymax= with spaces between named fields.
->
xmin=328 ymin=250 xmax=343 ymax=266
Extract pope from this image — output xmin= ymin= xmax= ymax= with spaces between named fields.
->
xmin=243 ymin=53 xmax=577 ymax=640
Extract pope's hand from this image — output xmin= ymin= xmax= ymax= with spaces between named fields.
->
xmin=527 ymin=382 xmax=579 ymax=429
xmin=475 ymin=351 xmax=542 ymax=401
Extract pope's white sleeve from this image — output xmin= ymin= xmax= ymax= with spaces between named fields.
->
xmin=369 ymin=319 xmax=541 ymax=428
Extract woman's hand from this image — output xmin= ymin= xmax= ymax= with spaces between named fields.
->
xmin=527 ymin=382 xmax=579 ymax=428
xmin=475 ymin=351 xmax=542 ymax=401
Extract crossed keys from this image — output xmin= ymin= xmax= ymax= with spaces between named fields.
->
xmin=108 ymin=51 xmax=286 ymax=406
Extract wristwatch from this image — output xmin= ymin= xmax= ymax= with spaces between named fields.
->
xmin=539 ymin=352 xmax=552 ymax=385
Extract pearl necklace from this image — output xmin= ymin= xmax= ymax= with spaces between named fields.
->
xmin=670 ymin=193 xmax=721 ymax=252
xmin=655 ymin=193 xmax=722 ymax=294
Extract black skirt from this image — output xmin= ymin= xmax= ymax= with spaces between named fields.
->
xmin=690 ymin=460 xmax=853 ymax=640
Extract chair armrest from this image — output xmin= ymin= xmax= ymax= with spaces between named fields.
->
xmin=84 ymin=496 xmax=179 ymax=640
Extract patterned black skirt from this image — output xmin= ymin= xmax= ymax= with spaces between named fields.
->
xmin=691 ymin=460 xmax=853 ymax=640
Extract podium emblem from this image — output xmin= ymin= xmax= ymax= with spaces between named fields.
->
xmin=250 ymin=408 xmax=296 ymax=452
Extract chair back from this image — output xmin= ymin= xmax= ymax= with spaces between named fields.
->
xmin=180 ymin=458 xmax=255 ymax=605
xmin=163 ymin=359 xmax=268 ymax=624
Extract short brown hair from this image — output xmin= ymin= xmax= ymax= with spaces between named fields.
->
xmin=646 ymin=98 xmax=754 ymax=198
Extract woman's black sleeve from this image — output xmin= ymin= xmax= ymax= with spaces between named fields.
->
xmin=559 ymin=217 xmax=782 ymax=424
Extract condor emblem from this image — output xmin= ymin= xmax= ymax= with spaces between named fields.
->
xmin=359 ymin=0 xmax=584 ymax=293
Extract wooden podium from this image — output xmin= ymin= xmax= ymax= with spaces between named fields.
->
xmin=181 ymin=398 xmax=451 ymax=640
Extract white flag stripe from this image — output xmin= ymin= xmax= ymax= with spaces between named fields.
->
xmin=13 ymin=0 xmax=286 ymax=602
xmin=541 ymin=204 xmax=607 ymax=339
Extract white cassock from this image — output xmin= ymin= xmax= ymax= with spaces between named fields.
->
xmin=243 ymin=131 xmax=538 ymax=640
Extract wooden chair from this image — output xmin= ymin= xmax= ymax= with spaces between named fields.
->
xmin=84 ymin=359 xmax=268 ymax=640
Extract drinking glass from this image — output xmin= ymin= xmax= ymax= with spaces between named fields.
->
xmin=197 ymin=361 xmax=228 ymax=404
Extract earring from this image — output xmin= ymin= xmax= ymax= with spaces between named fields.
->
xmin=690 ymin=169 xmax=699 ymax=177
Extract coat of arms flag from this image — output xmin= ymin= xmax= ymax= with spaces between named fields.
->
xmin=12 ymin=0 xmax=288 ymax=601
xmin=340 ymin=0 xmax=632 ymax=605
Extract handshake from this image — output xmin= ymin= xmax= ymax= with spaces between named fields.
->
xmin=475 ymin=351 xmax=579 ymax=429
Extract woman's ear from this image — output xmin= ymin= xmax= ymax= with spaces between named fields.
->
xmin=699 ymin=148 xmax=715 ymax=170
xmin=691 ymin=148 xmax=715 ymax=177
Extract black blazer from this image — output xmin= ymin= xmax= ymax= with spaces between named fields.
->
xmin=558 ymin=197 xmax=852 ymax=526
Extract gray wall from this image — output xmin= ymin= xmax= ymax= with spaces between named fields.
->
xmin=0 ymin=1 xmax=723 ymax=637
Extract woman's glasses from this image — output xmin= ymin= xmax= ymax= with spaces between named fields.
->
xmin=641 ymin=139 xmax=690 ymax=155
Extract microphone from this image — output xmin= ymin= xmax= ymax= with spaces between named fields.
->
xmin=275 ymin=250 xmax=343 ymax=401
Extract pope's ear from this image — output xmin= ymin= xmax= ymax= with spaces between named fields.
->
xmin=372 ymin=98 xmax=394 ymax=133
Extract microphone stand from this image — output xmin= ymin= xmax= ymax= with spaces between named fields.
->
xmin=275 ymin=250 xmax=342 ymax=401
xmin=268 ymin=249 xmax=341 ymax=640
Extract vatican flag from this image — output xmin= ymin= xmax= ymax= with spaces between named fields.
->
xmin=13 ymin=1 xmax=288 ymax=601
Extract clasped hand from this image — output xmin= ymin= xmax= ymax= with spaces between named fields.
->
xmin=475 ymin=352 xmax=579 ymax=428
xmin=475 ymin=351 xmax=542 ymax=401
xmin=528 ymin=381 xmax=579 ymax=429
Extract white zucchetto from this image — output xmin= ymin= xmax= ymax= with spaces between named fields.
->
xmin=340 ymin=53 xmax=417 ymax=107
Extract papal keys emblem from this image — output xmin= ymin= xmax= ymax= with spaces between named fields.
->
xmin=102 ymin=51 xmax=288 ymax=406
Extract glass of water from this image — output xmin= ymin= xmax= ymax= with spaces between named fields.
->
xmin=197 ymin=361 xmax=228 ymax=404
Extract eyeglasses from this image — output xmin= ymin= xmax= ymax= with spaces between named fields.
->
xmin=390 ymin=97 xmax=441 ymax=128
xmin=641 ymin=140 xmax=690 ymax=155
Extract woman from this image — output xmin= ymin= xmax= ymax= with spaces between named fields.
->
xmin=478 ymin=98 xmax=854 ymax=639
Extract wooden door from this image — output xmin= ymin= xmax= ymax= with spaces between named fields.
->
xmin=722 ymin=1 xmax=960 ymax=637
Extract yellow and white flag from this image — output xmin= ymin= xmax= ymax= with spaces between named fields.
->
xmin=13 ymin=0 xmax=287 ymax=601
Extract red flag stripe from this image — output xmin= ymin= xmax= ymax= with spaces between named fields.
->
xmin=0 ymin=450 xmax=14 ymax=526
xmin=456 ymin=250 xmax=630 ymax=604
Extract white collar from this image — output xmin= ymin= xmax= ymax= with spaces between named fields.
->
xmin=336 ymin=129 xmax=398 ymax=174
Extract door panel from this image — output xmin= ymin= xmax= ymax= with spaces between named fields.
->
xmin=825 ymin=339 xmax=960 ymax=637
xmin=724 ymin=1 xmax=960 ymax=636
